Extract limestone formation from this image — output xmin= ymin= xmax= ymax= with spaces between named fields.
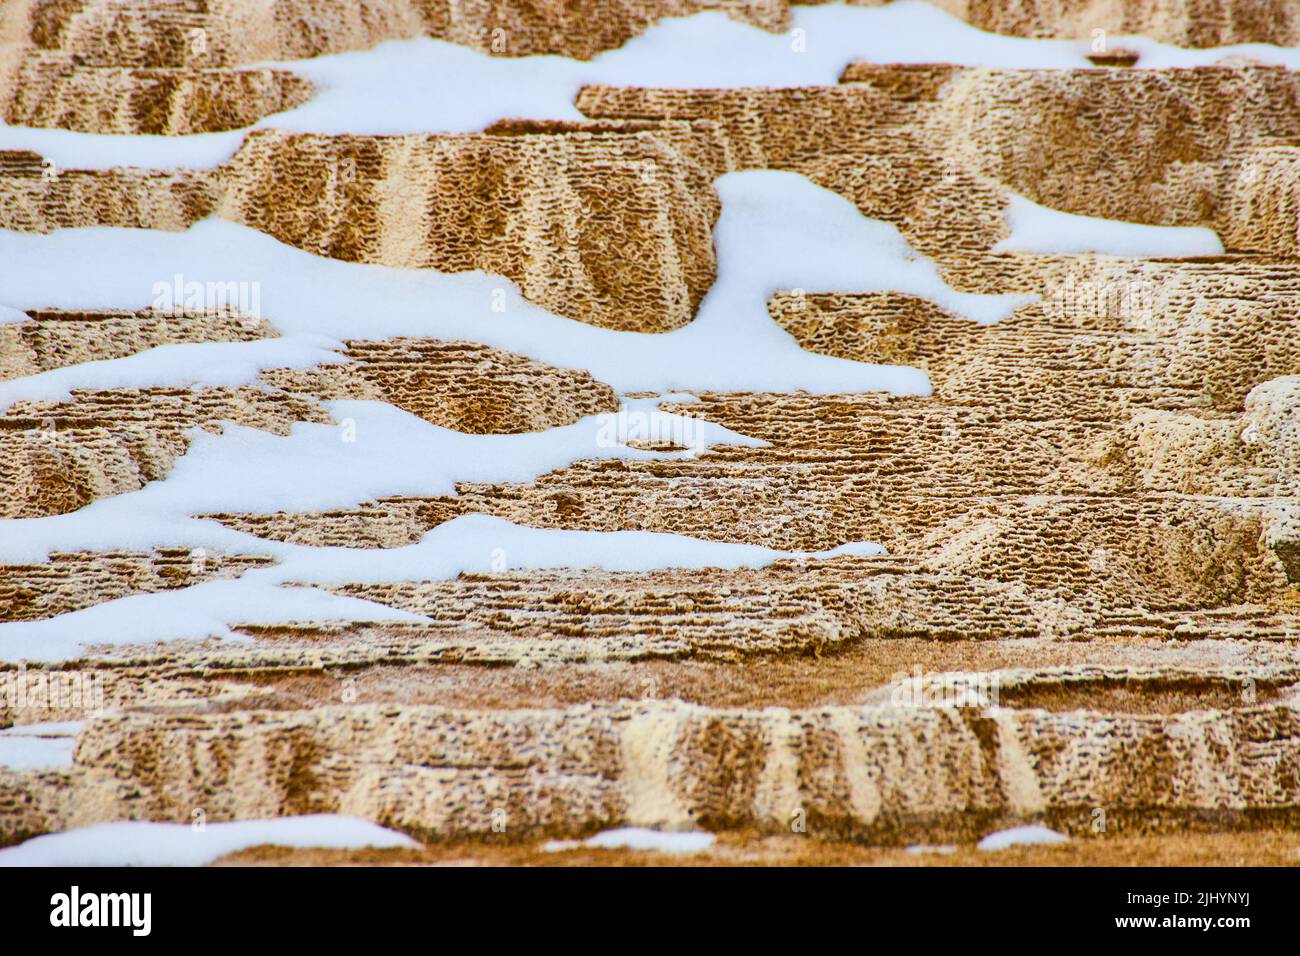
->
xmin=1 ymin=2 xmax=1298 ymax=866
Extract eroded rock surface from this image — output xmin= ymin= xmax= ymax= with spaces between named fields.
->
xmin=1 ymin=1 xmax=1299 ymax=864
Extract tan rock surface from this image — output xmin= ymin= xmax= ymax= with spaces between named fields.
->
xmin=1 ymin=5 xmax=1298 ymax=865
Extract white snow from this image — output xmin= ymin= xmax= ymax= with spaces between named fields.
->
xmin=250 ymin=514 xmax=886 ymax=586
xmin=10 ymin=1 xmax=1300 ymax=169
xmin=0 ymin=720 xmax=83 ymax=736
xmin=0 ymin=166 xmax=925 ymax=665
xmin=905 ymin=844 xmax=957 ymax=855
xmin=0 ymin=122 xmax=245 ymax=172
xmin=5 ymin=0 xmax=1262 ymax=668
xmin=0 ymin=305 xmax=29 ymax=325
xmin=0 ymin=167 xmax=972 ymax=663
xmin=0 ymin=580 xmax=427 ymax=661
xmin=0 ymin=390 xmax=883 ymax=661
xmin=0 ymin=379 xmax=864 ymax=659
xmin=995 ymin=195 xmax=1225 ymax=258
xmin=0 ymin=722 xmax=81 ymax=771
xmin=0 ymin=170 xmax=1026 ymax=400
xmin=270 ymin=3 xmax=1078 ymax=142
xmin=0 ymin=395 xmax=762 ymax=559
xmin=543 ymin=827 xmax=716 ymax=854
xmin=0 ymin=509 xmax=884 ymax=661
xmin=0 ymin=815 xmax=419 ymax=866
xmin=0 ymin=337 xmax=346 ymax=414
xmin=0 ymin=729 xmax=77 ymax=771
xmin=976 ymin=824 xmax=1070 ymax=851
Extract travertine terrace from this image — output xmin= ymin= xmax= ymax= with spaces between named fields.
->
xmin=1 ymin=0 xmax=1299 ymax=866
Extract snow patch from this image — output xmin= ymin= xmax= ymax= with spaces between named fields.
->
xmin=995 ymin=195 xmax=1224 ymax=258
xmin=0 ymin=170 xmax=1024 ymax=397
xmin=977 ymin=824 xmax=1070 ymax=851
xmin=0 ymin=512 xmax=883 ymax=662
xmin=9 ymin=2 xmax=1300 ymax=167
xmin=0 ymin=580 xmax=425 ymax=662
xmin=543 ymin=827 xmax=716 ymax=854
xmin=0 ymin=396 xmax=761 ymax=563
xmin=0 ymin=733 xmax=77 ymax=771
xmin=0 ymin=722 xmax=81 ymax=770
xmin=0 ymin=171 xmax=932 ymax=663
xmin=0 ymin=815 xmax=419 ymax=866
xmin=0 ymin=337 xmax=345 ymax=414
xmin=254 ymin=513 xmax=886 ymax=586
xmin=0 ymin=721 xmax=83 ymax=736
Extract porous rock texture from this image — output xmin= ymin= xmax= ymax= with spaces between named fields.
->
xmin=1 ymin=0 xmax=1299 ymax=866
